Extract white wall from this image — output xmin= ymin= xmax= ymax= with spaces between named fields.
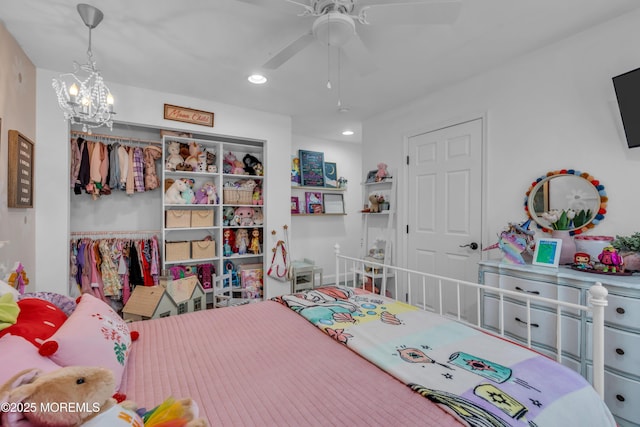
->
xmin=35 ymin=71 xmax=292 ymax=298
xmin=363 ymin=8 xmax=640 ymax=266
xmin=0 ymin=23 xmax=36 ymax=283
xmin=290 ymin=135 xmax=362 ymax=283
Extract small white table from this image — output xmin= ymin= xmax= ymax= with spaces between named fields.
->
xmin=291 ymin=259 xmax=323 ymax=293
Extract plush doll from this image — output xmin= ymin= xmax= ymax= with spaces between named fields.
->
xmin=181 ymin=186 xmax=195 ymax=204
xmin=376 ymin=162 xmax=388 ymax=182
xmin=0 ymin=366 xmax=206 ymax=427
xmin=598 ymin=246 xmax=624 ymax=273
xmin=252 ymin=186 xmax=263 ymax=205
xmin=369 ymin=194 xmax=381 ymax=213
xmin=233 ymin=206 xmax=255 ymax=226
xmin=165 ymin=142 xmax=183 ymax=171
xmin=252 ymin=208 xmax=264 ymax=226
xmin=222 ymin=207 xmax=236 ymax=226
xmin=0 ymin=297 xmax=67 ymax=350
xmin=224 ymin=152 xmax=245 ymax=175
xmin=205 ymin=148 xmax=217 ymax=173
xmin=235 ymin=229 xmax=249 ymax=255
xmin=242 ymin=154 xmax=263 ymax=176
xmin=165 ymin=179 xmax=188 ymax=204
xmin=185 ymin=142 xmax=202 ymax=171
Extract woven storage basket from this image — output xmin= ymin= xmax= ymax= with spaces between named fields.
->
xmin=165 ymin=210 xmax=191 ymax=228
xmin=165 ymin=241 xmax=190 ymax=262
xmin=191 ymin=210 xmax=214 ymax=227
xmin=192 ymin=240 xmax=215 ymax=259
xmin=223 ymin=188 xmax=253 ymax=204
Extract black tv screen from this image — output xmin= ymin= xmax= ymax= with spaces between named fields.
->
xmin=613 ymin=67 xmax=640 ymax=149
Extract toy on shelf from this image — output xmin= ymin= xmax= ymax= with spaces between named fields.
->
xmin=235 ymin=229 xmax=249 ymax=255
xmin=249 ymin=228 xmax=261 ymax=255
xmin=573 ymin=252 xmax=593 ymax=270
xmin=194 ymin=182 xmax=218 ymax=205
xmin=224 ymin=152 xmax=245 ymax=175
xmin=223 ymin=229 xmax=235 ymax=256
xmin=376 ymin=162 xmax=389 ymax=182
xmin=165 ymin=179 xmax=188 ymax=204
xmin=484 ymin=219 xmax=535 ymax=265
xmin=598 ymin=245 xmax=624 ymax=273
xmin=233 ymin=206 xmax=255 ymax=226
xmin=165 ymin=141 xmax=183 ymax=171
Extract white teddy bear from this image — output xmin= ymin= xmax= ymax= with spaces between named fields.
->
xmin=165 ymin=179 xmax=188 ymax=204
xmin=165 ymin=141 xmax=183 ymax=171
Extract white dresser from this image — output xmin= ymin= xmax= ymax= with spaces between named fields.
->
xmin=478 ymin=260 xmax=640 ymax=427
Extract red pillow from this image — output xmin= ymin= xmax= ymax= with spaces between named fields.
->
xmin=0 ymin=298 xmax=67 ymax=348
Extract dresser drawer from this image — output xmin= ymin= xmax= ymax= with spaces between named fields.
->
xmin=483 ymin=296 xmax=580 ymax=357
xmin=587 ymin=367 xmax=640 ymax=425
xmin=586 ymin=324 xmax=640 ymax=375
xmin=605 ymin=294 xmax=640 ymax=331
xmin=498 ymin=275 xmax=581 ymax=314
xmin=481 ymin=272 xmax=500 ymax=287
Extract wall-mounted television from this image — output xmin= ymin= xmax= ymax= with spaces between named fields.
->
xmin=613 ymin=67 xmax=640 ymax=149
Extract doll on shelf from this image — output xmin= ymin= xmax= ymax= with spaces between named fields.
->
xmin=249 ymin=228 xmax=261 ymax=254
xmin=236 ymin=228 xmax=249 ymax=255
xmin=223 ymin=229 xmax=235 ymax=257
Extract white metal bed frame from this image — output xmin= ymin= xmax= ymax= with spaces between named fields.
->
xmin=333 ymin=245 xmax=609 ymax=398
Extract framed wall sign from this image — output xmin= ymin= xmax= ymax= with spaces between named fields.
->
xmin=164 ymin=104 xmax=214 ymax=127
xmin=323 ymin=193 xmax=345 ymax=214
xmin=7 ymin=130 xmax=34 ymax=208
xmin=299 ymin=149 xmax=325 ymax=187
xmin=532 ymin=238 xmax=562 ymax=268
xmin=291 ymin=196 xmax=300 ymax=214
xmin=305 ymin=191 xmax=323 ymax=214
xmin=324 ymin=162 xmax=337 ymax=188
xmin=365 ymin=170 xmax=377 ymax=183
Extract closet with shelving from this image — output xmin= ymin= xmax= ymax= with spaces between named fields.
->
xmin=69 ymin=122 xmax=266 ymax=312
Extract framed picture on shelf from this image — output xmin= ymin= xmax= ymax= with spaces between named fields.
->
xmin=291 ymin=196 xmax=300 ymax=214
xmin=324 ymin=162 xmax=337 ymax=188
xmin=299 ymin=149 xmax=325 ymax=187
xmin=291 ymin=155 xmax=301 ymax=186
xmin=365 ymin=170 xmax=377 ymax=183
xmin=532 ymin=238 xmax=563 ymax=268
xmin=305 ymin=191 xmax=323 ymax=214
xmin=323 ymin=193 xmax=345 ymax=214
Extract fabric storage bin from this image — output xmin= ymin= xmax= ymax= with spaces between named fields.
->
xmin=192 ymin=240 xmax=216 ymax=259
xmin=166 ymin=210 xmax=191 ymax=228
xmin=191 ymin=210 xmax=214 ymax=227
xmin=165 ymin=241 xmax=190 ymax=262
xmin=223 ymin=188 xmax=253 ymax=204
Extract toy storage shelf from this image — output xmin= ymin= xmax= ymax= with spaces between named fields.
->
xmin=161 ymin=134 xmax=266 ymax=304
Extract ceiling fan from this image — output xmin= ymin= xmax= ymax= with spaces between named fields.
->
xmin=238 ymin=0 xmax=462 ymax=75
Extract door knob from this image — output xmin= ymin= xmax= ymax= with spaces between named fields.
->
xmin=460 ymin=242 xmax=479 ymax=250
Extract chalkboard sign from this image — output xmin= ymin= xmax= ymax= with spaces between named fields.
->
xmin=8 ymin=130 xmax=34 ymax=208
xmin=299 ymin=149 xmax=325 ymax=187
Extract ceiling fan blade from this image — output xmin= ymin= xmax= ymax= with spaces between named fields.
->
xmin=341 ymin=34 xmax=377 ymax=76
xmin=361 ymin=1 xmax=462 ymax=26
xmin=263 ymin=31 xmax=315 ymax=69
xmin=235 ymin=0 xmax=313 ymax=15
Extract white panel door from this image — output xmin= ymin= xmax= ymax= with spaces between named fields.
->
xmin=407 ymin=118 xmax=483 ymax=322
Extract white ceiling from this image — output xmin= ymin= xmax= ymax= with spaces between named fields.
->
xmin=1 ymin=0 xmax=639 ymax=143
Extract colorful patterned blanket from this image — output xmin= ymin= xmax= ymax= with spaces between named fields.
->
xmin=273 ymin=286 xmax=615 ymax=427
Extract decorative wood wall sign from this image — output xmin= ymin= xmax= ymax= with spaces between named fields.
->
xmin=164 ymin=104 xmax=214 ymax=127
xmin=8 ymin=130 xmax=34 ymax=208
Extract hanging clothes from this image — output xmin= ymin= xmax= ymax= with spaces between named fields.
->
xmin=133 ymin=147 xmax=145 ymax=193
xmin=109 ymin=143 xmax=120 ymax=191
xmin=143 ymin=145 xmax=162 ymax=191
xmin=118 ymin=145 xmax=129 ymax=191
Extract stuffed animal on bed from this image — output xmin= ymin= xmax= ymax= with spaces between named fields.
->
xmin=0 ymin=366 xmax=207 ymax=427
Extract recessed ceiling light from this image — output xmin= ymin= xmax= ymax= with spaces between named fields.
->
xmin=342 ymin=130 xmax=354 ymax=136
xmin=248 ymin=74 xmax=267 ymax=84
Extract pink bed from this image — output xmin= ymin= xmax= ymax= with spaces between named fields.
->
xmin=121 ymin=300 xmax=462 ymax=426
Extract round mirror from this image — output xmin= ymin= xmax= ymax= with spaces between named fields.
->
xmin=524 ymin=170 xmax=607 ymax=235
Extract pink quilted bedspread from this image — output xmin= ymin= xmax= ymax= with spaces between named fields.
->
xmin=121 ymin=300 xmax=462 ymax=426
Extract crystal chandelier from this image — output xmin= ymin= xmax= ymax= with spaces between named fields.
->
xmin=52 ymin=4 xmax=115 ymax=133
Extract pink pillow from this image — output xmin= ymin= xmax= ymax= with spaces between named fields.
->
xmin=40 ymin=294 xmax=133 ymax=391
xmin=0 ymin=334 xmax=62 ymax=387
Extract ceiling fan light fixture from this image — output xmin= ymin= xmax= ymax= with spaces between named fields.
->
xmin=248 ymin=74 xmax=267 ymax=84
xmin=312 ymin=12 xmax=355 ymax=47
xmin=342 ymin=130 xmax=354 ymax=136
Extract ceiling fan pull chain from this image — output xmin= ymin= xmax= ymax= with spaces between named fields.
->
xmin=337 ymin=48 xmax=342 ymax=107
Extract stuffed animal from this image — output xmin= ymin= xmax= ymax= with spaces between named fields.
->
xmin=252 ymin=208 xmax=264 ymax=226
xmin=185 ymin=142 xmax=202 ymax=171
xmin=0 ymin=366 xmax=206 ymax=427
xmin=224 ymin=152 xmax=245 ymax=175
xmin=181 ymin=186 xmax=195 ymax=204
xmin=0 ymin=366 xmax=133 ymax=426
xmin=194 ymin=182 xmax=217 ymax=205
xmin=233 ymin=206 xmax=255 ymax=226
xmin=369 ymin=194 xmax=381 ymax=213
xmin=165 ymin=141 xmax=183 ymax=171
xmin=376 ymin=162 xmax=388 ymax=182
xmin=165 ymin=179 xmax=188 ymax=204
xmin=242 ymin=154 xmax=263 ymax=176
xmin=0 ymin=297 xmax=67 ymax=350
xmin=252 ymin=186 xmax=263 ymax=205
xmin=223 ymin=207 xmax=236 ymax=226
xmin=205 ymin=149 xmax=217 ymax=173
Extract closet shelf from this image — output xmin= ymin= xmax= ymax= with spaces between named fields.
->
xmin=223 ymin=173 xmax=264 ymax=180
xmin=165 ymin=256 xmax=219 ymax=265
xmin=164 ymin=226 xmax=219 ymax=232
xmin=165 ymin=170 xmax=218 ymax=178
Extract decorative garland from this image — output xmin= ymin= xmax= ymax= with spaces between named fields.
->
xmin=524 ymin=169 xmax=607 ymax=236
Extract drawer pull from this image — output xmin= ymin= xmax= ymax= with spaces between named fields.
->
xmin=514 ymin=317 xmax=539 ymax=328
xmin=616 ymin=394 xmax=625 ymax=402
xmin=616 ymin=307 xmax=625 ymax=314
xmin=515 ymin=286 xmax=540 ymax=295
xmin=615 ymin=348 xmax=625 ymax=356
